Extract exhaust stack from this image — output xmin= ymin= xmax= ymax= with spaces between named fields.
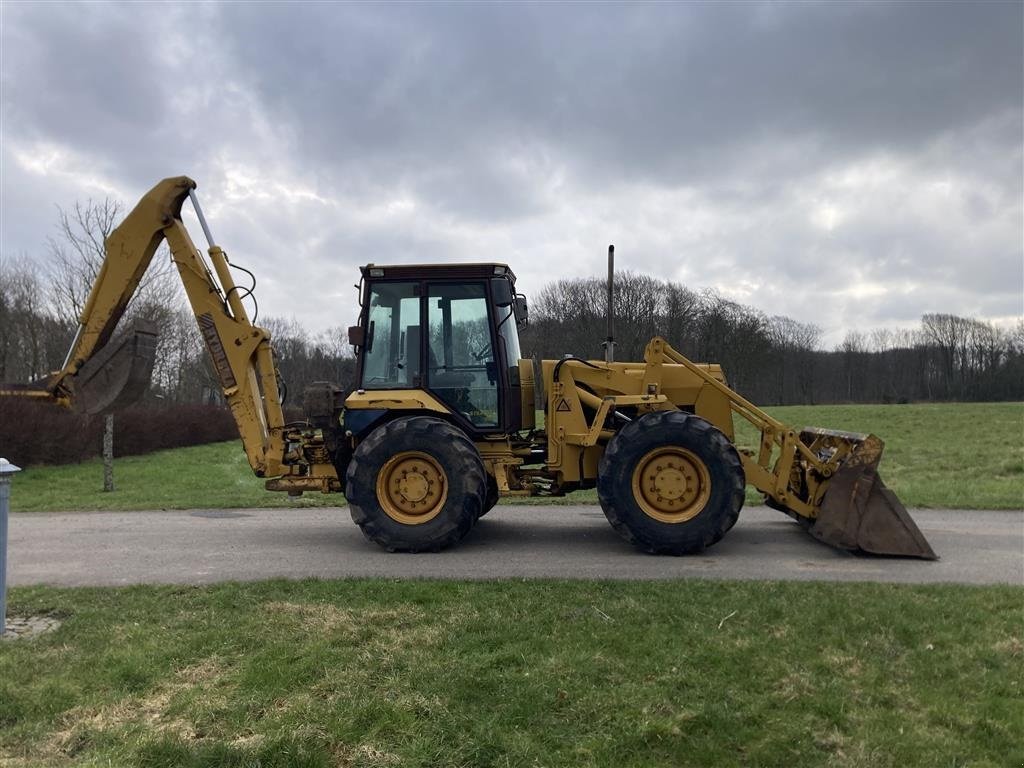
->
xmin=603 ymin=244 xmax=615 ymax=363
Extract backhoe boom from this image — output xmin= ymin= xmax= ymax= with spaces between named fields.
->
xmin=3 ymin=176 xmax=287 ymax=477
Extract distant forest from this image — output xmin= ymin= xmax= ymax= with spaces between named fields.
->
xmin=2 ymin=199 xmax=1022 ymax=409
xmin=524 ymin=273 xmax=1024 ymax=405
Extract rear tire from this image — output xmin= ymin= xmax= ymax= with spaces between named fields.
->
xmin=346 ymin=416 xmax=486 ymax=552
xmin=598 ymin=411 xmax=744 ymax=554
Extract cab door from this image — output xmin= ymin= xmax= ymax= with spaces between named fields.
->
xmin=426 ymin=282 xmax=501 ymax=430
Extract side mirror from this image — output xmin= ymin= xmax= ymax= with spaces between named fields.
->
xmin=514 ymin=295 xmax=528 ymax=329
xmin=347 ymin=325 xmax=365 ymax=348
xmin=491 ymin=277 xmax=514 ymax=308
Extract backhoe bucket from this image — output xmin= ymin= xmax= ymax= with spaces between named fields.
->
xmin=70 ymin=320 xmax=159 ymax=415
xmin=804 ymin=430 xmax=938 ymax=560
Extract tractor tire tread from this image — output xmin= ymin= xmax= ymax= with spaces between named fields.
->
xmin=345 ymin=416 xmax=485 ymax=552
xmin=597 ymin=410 xmax=745 ymax=555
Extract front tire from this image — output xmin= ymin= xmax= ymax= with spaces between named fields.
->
xmin=479 ymin=475 xmax=499 ymax=518
xmin=598 ymin=411 xmax=745 ymax=555
xmin=346 ymin=416 xmax=486 ymax=552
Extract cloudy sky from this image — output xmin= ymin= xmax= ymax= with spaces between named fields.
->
xmin=2 ymin=1 xmax=1021 ymax=347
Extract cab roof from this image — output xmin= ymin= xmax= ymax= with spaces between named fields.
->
xmin=360 ymin=263 xmax=516 ymax=283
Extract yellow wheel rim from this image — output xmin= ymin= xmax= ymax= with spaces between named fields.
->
xmin=376 ymin=451 xmax=448 ymax=525
xmin=631 ymin=447 xmax=711 ymax=524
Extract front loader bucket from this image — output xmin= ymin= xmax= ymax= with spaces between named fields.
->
xmin=805 ymin=430 xmax=937 ymax=560
xmin=70 ymin=320 xmax=159 ymax=415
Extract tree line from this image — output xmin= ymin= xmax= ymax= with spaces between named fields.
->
xmin=1 ymin=200 xmax=1021 ymax=408
xmin=522 ymin=273 xmax=1024 ymax=404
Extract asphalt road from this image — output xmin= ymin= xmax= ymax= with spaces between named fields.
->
xmin=6 ymin=505 xmax=1022 ymax=587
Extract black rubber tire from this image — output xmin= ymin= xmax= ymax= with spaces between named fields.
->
xmin=479 ymin=475 xmax=499 ymax=518
xmin=597 ymin=411 xmax=745 ymax=555
xmin=346 ymin=416 xmax=486 ymax=552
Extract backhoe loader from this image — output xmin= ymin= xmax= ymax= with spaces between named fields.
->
xmin=2 ymin=176 xmax=937 ymax=559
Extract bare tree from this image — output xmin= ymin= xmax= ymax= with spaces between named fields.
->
xmin=612 ymin=271 xmax=664 ymax=361
xmin=0 ymin=255 xmax=70 ymax=381
xmin=47 ymin=198 xmax=121 ymax=325
xmin=661 ymin=281 xmax=702 ymax=358
xmin=46 ymin=198 xmax=180 ymax=327
xmin=767 ymin=315 xmax=821 ymax=403
xmin=837 ymin=330 xmax=868 ymax=401
xmin=692 ymin=290 xmax=772 ymax=398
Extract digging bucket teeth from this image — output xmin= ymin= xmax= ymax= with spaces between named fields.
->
xmin=800 ymin=428 xmax=938 ymax=560
xmin=69 ymin=320 xmax=159 ymax=415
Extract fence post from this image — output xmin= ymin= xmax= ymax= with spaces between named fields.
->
xmin=103 ymin=414 xmax=114 ymax=492
xmin=0 ymin=457 xmax=23 ymax=638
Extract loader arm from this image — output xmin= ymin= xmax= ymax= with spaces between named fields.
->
xmin=643 ymin=337 xmax=936 ymax=559
xmin=25 ymin=176 xmax=286 ymax=477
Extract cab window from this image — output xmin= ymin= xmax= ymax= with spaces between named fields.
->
xmin=361 ymin=282 xmax=421 ymax=388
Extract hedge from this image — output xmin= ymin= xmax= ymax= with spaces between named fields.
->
xmin=0 ymin=400 xmax=239 ymax=467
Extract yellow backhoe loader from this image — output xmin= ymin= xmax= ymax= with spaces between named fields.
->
xmin=2 ymin=176 xmax=937 ymax=559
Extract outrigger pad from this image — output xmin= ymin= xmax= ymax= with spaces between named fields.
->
xmin=71 ymin=320 xmax=159 ymax=415
xmin=811 ymin=463 xmax=938 ymax=560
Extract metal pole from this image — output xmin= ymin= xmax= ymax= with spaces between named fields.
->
xmin=187 ymin=188 xmax=216 ymax=249
xmin=60 ymin=323 xmax=84 ymax=370
xmin=0 ymin=458 xmax=23 ymax=638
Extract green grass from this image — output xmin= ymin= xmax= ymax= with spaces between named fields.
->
xmin=10 ymin=402 xmax=1023 ymax=513
xmin=10 ymin=442 xmax=336 ymax=513
xmin=1 ymin=579 xmax=1020 ymax=768
xmin=733 ymin=402 xmax=1024 ymax=510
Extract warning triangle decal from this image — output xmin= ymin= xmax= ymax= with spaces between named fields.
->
xmin=555 ymin=398 xmax=571 ymax=412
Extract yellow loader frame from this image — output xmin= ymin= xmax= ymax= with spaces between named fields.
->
xmin=1 ymin=176 xmax=935 ymax=560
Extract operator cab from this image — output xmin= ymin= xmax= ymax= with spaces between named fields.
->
xmin=350 ymin=263 xmax=528 ymax=435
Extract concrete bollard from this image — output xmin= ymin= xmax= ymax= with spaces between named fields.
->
xmin=0 ymin=457 xmax=22 ymax=637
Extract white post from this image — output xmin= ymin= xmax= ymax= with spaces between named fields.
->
xmin=0 ymin=457 xmax=23 ymax=638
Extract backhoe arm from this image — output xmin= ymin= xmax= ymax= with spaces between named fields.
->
xmin=62 ymin=178 xmax=191 ymax=375
xmin=23 ymin=176 xmax=286 ymax=477
xmin=158 ymin=185 xmax=286 ymax=477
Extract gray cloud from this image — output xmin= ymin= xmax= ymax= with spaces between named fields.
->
xmin=1 ymin=1 xmax=1020 ymax=346
xmin=214 ymin=3 xmax=1021 ymax=185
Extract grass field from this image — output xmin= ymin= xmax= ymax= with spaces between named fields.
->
xmin=735 ymin=401 xmax=1024 ymax=510
xmin=5 ymin=405 xmax=1021 ymax=767
xmin=10 ymin=402 xmax=1022 ymax=513
xmin=9 ymin=440 xmax=310 ymax=514
xmin=1 ymin=579 xmax=1020 ymax=767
